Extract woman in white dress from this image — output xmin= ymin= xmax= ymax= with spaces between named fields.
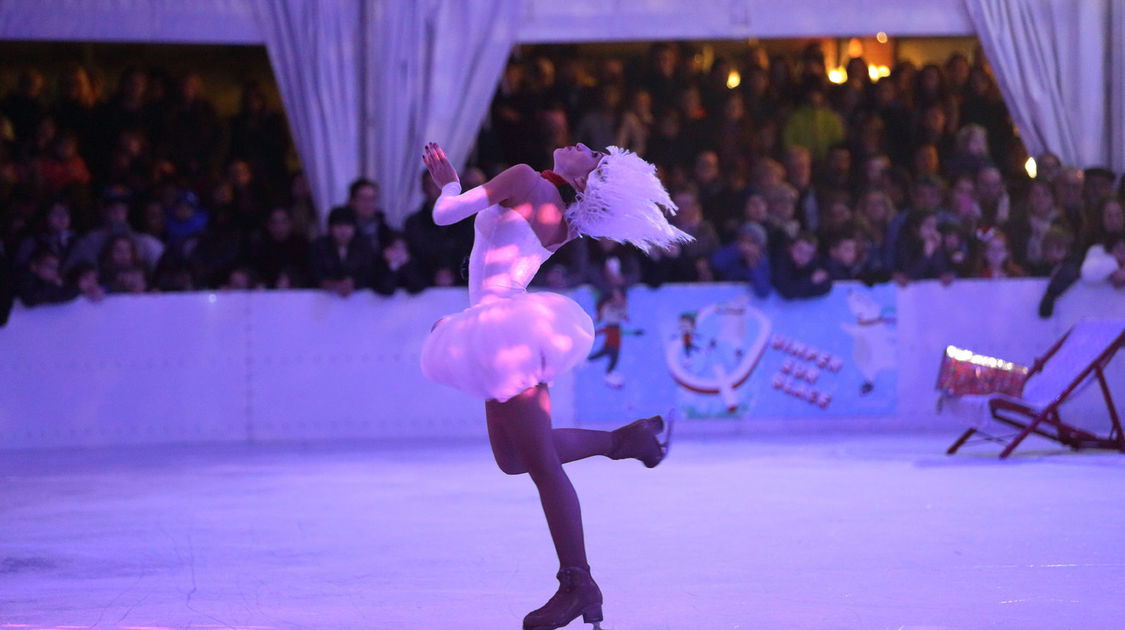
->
xmin=420 ymin=141 xmax=688 ymax=630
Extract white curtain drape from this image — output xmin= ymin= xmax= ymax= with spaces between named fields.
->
xmin=966 ymin=0 xmax=1125 ymax=173
xmin=252 ymin=0 xmax=362 ymax=224
xmin=366 ymin=0 xmax=522 ymax=228
xmin=1111 ymin=0 xmax=1125 ymax=173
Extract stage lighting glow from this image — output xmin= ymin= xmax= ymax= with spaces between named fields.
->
xmin=876 ymin=32 xmax=888 ymax=43
xmin=726 ymin=70 xmax=741 ymax=89
xmin=1025 ymin=157 xmax=1037 ymax=178
xmin=828 ymin=68 xmax=846 ymax=84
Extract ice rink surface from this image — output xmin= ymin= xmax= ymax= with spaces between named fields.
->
xmin=2 ymin=432 xmax=1124 ymax=630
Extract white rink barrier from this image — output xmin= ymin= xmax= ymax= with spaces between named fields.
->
xmin=1 ymin=280 xmax=1122 ymax=450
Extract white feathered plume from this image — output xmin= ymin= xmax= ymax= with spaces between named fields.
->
xmin=564 ymin=146 xmax=694 ymax=253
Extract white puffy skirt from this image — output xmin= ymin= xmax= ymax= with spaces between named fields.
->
xmin=421 ymin=291 xmax=595 ymax=403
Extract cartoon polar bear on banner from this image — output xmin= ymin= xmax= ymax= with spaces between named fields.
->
xmin=840 ymin=289 xmax=896 ymax=395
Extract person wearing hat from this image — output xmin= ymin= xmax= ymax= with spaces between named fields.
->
xmin=164 ymin=189 xmax=208 ymax=245
xmin=310 ymin=206 xmax=374 ymax=298
xmin=710 ymin=220 xmax=772 ymax=298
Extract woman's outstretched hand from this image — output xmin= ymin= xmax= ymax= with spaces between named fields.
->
xmin=422 ymin=142 xmax=459 ymax=188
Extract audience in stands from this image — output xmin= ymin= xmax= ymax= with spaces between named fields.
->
xmin=1 ymin=43 xmax=1122 ymax=317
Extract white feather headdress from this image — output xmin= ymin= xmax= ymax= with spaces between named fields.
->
xmin=564 ymin=146 xmax=693 ymax=253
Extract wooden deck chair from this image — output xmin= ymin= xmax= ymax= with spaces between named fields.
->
xmin=945 ymin=318 xmax=1125 ymax=458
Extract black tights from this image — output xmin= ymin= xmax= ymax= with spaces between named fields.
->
xmin=485 ymin=384 xmax=615 ymax=571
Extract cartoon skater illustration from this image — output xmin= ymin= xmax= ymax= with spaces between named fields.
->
xmin=678 ymin=312 xmax=701 ymax=360
xmin=588 ymin=288 xmax=643 ymax=388
xmin=665 ymin=294 xmax=771 ymax=411
xmin=840 ymin=289 xmax=896 ymax=395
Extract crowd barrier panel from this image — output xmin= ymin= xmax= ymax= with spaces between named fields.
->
xmin=1 ymin=279 xmax=1122 ymax=450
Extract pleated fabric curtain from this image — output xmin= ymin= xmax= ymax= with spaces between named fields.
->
xmin=366 ymin=0 xmax=523 ymax=227
xmin=252 ymin=0 xmax=362 ymax=226
xmin=1110 ymin=0 xmax=1125 ymax=174
xmin=965 ymin=0 xmax=1125 ymax=173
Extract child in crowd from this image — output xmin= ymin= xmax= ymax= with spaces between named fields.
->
xmin=975 ymin=231 xmax=1026 ymax=279
xmin=772 ymin=231 xmax=832 ymax=299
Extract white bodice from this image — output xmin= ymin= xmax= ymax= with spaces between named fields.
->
xmin=468 ymin=205 xmax=552 ymax=306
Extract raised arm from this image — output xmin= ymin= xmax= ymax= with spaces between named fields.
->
xmin=423 ymin=142 xmax=537 ymax=226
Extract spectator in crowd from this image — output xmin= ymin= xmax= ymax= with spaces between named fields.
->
xmin=1035 ymin=151 xmax=1063 ymax=183
xmin=782 ymin=81 xmax=846 ymax=161
xmin=642 ymin=187 xmax=720 ymax=285
xmin=854 ymin=188 xmax=896 ymax=283
xmin=311 ymin=206 xmax=373 ymax=298
xmin=157 ymin=73 xmax=222 ymax=187
xmin=1082 ymin=167 xmax=1117 ymax=213
xmin=615 ymin=88 xmax=654 ymax=156
xmin=573 ymin=83 xmax=621 ymax=152
xmin=1081 ymin=196 xmax=1125 ymax=251
xmin=1054 ymin=168 xmax=1085 ymax=232
xmin=944 ymin=123 xmax=993 ymax=181
xmin=372 ymin=232 xmax=428 ymax=296
xmin=18 ymin=247 xmax=102 ymax=306
xmin=771 ymin=231 xmax=831 ymax=299
xmin=824 ymin=230 xmax=864 ymax=281
xmin=939 ymin=221 xmax=974 ymax=278
xmin=228 ymin=80 xmax=290 ymax=188
xmin=51 ymin=66 xmax=99 ymax=162
xmin=763 ymin=182 xmax=801 ymax=258
xmin=1 ymin=70 xmax=47 ymax=151
xmin=710 ymin=222 xmax=771 ymax=297
xmin=581 ymin=239 xmax=642 ymax=296
xmin=97 ymin=233 xmax=145 ymax=289
xmin=975 ymin=165 xmax=1009 ymax=228
xmin=222 ymin=158 xmax=270 ymax=234
xmin=221 ymin=265 xmax=259 ymax=291
xmin=1037 ymin=226 xmax=1085 ymax=318
xmin=974 ymin=231 xmax=1026 ymax=278
xmin=1005 ymin=178 xmax=1062 ymax=273
xmin=14 ymin=198 xmax=77 ymax=269
xmin=895 ymin=211 xmax=956 ymax=285
xmin=32 ymin=131 xmax=91 ymax=195
xmin=164 ymin=189 xmax=208 ymax=247
xmin=94 ymin=67 xmax=153 ymax=174
xmin=338 ymin=177 xmax=387 ymax=253
xmin=783 ymin=145 xmax=820 ymax=232
xmin=66 ymin=186 xmax=162 ymax=275
xmin=285 ymin=171 xmax=319 ymax=240
xmin=404 ymin=171 xmax=473 ymax=288
xmin=1080 ymin=233 xmax=1125 ymax=289
xmin=816 ymin=190 xmax=855 ymax=247
xmin=1026 ymin=225 xmax=1076 ymax=278
xmin=250 ymin=206 xmax=310 ymax=289
xmin=817 ymin=142 xmax=853 ymax=193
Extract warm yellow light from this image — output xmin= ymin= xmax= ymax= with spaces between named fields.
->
xmin=868 ymin=65 xmax=880 ymax=81
xmin=876 ymin=32 xmax=888 ymax=43
xmin=1025 ymin=157 xmax=1037 ymax=179
xmin=877 ymin=65 xmax=890 ymax=78
xmin=828 ymin=68 xmax=846 ymax=84
xmin=847 ymin=38 xmax=864 ymax=59
xmin=727 ymin=70 xmax=741 ymax=89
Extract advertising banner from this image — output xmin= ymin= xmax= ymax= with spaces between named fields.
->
xmin=572 ymin=282 xmax=898 ymax=423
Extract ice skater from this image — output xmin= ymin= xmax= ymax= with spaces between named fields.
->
xmin=420 ymin=141 xmax=690 ymax=630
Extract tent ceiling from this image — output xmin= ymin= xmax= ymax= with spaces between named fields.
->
xmin=0 ymin=0 xmax=972 ymax=45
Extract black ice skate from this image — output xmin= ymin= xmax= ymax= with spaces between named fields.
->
xmin=608 ymin=411 xmax=673 ymax=468
xmin=523 ymin=566 xmax=604 ymax=630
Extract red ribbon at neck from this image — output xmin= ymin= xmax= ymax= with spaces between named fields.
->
xmin=540 ymin=170 xmax=569 ymax=187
